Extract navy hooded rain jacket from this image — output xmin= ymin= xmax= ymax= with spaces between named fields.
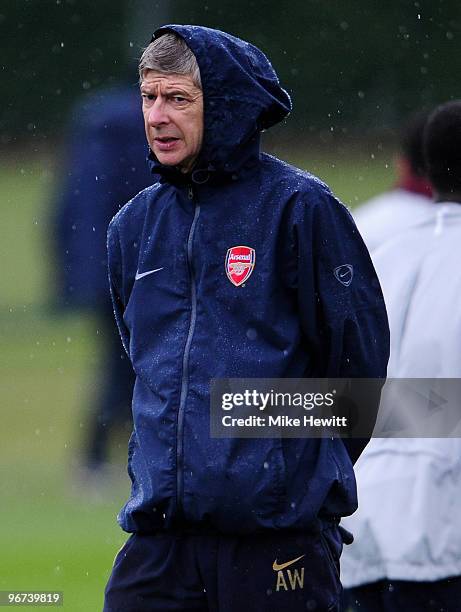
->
xmin=107 ymin=25 xmax=390 ymax=536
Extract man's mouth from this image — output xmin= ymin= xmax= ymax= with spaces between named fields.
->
xmin=154 ymin=136 xmax=180 ymax=152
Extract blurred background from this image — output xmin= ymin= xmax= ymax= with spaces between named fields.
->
xmin=1 ymin=0 xmax=460 ymax=609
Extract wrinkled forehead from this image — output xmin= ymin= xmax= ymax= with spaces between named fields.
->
xmin=140 ymin=70 xmax=201 ymax=92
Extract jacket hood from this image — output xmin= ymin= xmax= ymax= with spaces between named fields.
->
xmin=146 ymin=24 xmax=292 ymax=181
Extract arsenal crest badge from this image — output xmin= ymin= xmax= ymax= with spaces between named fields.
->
xmin=225 ymin=246 xmax=255 ymax=287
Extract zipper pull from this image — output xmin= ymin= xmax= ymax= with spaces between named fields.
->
xmin=188 ymin=185 xmax=194 ymax=200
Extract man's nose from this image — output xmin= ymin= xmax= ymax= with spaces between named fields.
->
xmin=147 ymin=98 xmax=169 ymax=127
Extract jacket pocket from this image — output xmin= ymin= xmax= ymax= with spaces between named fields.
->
xmin=183 ymin=436 xmax=287 ymax=531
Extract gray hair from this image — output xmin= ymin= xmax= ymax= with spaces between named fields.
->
xmin=139 ymin=33 xmax=202 ymax=89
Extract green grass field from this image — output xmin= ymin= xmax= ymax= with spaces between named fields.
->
xmin=0 ymin=147 xmax=394 ymax=610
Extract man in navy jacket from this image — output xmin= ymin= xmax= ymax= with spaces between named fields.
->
xmin=104 ymin=25 xmax=389 ymax=612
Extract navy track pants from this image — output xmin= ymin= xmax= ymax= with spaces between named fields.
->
xmin=104 ymin=525 xmax=343 ymax=611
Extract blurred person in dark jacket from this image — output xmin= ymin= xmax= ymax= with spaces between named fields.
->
xmin=53 ymin=82 xmax=152 ymax=479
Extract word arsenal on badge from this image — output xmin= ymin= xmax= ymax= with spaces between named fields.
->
xmin=225 ymin=246 xmax=255 ymax=287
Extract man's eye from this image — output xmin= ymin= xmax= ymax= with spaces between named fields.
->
xmin=172 ymin=96 xmax=187 ymax=103
xmin=142 ymin=94 xmax=156 ymax=101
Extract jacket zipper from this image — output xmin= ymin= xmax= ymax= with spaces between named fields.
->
xmin=176 ymin=184 xmax=200 ymax=517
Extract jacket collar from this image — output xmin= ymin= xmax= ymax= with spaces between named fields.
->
xmin=147 ymin=132 xmax=262 ymax=186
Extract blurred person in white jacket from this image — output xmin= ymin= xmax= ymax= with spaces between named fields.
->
xmin=341 ymin=101 xmax=461 ymax=611
xmin=354 ymin=112 xmax=433 ymax=252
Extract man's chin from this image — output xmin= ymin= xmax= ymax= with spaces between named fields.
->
xmin=155 ymin=153 xmax=196 ymax=174
xmin=154 ymin=152 xmax=182 ymax=167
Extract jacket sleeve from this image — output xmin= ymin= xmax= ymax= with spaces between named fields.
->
xmin=293 ymin=185 xmax=390 ymax=462
xmin=107 ymin=219 xmax=131 ymax=356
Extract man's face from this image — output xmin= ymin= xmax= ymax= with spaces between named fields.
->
xmin=141 ymin=70 xmax=204 ymax=173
